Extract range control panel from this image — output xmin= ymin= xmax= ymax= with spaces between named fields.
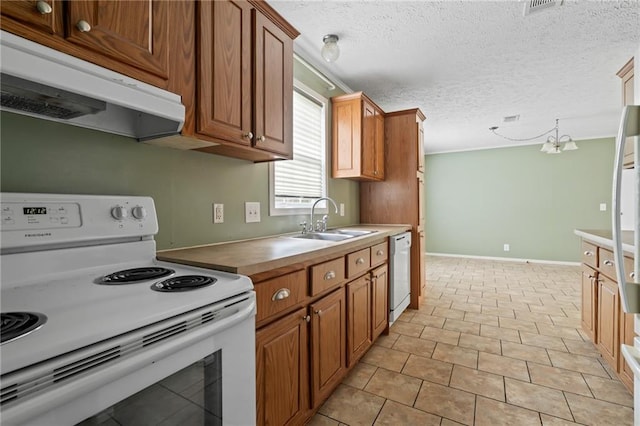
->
xmin=1 ymin=193 xmax=158 ymax=251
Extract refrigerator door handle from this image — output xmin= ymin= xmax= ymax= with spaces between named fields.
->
xmin=612 ymin=104 xmax=640 ymax=313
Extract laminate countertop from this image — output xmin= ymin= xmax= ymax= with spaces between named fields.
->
xmin=574 ymin=229 xmax=636 ymax=256
xmin=157 ymin=225 xmax=411 ymax=277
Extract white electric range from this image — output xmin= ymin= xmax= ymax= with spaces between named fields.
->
xmin=0 ymin=193 xmax=256 ymax=426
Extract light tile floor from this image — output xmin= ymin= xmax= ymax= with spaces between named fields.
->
xmin=307 ymin=256 xmax=634 ymax=426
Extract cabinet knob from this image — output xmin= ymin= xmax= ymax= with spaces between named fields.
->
xmin=76 ymin=20 xmax=92 ymax=32
xmin=356 ymin=257 xmax=365 ymax=265
xmin=374 ymin=170 xmax=378 ymax=175
xmin=631 ymin=271 xmax=636 ymax=280
xmin=376 ymin=250 xmax=384 ymax=256
xmin=243 ymin=132 xmax=253 ymax=140
xmin=603 ymin=260 xmax=614 ymax=267
xmin=302 ymin=315 xmax=311 ymax=323
xmin=36 ymin=1 xmax=52 ymax=14
xmin=257 ymin=135 xmax=266 ymax=142
xmin=324 ymin=271 xmax=336 ymax=281
xmin=271 ymin=288 xmax=290 ymax=301
xmin=314 ymin=309 xmax=322 ymax=315
xmin=583 ymin=250 xmax=594 ymax=257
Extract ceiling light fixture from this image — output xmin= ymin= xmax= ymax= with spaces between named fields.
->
xmin=321 ymin=34 xmax=340 ymax=63
xmin=489 ymin=118 xmax=578 ymax=154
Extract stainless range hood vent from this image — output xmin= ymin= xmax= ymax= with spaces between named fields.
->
xmin=0 ymin=31 xmax=185 ymax=141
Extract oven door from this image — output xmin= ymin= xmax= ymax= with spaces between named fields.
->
xmin=0 ymin=293 xmax=256 ymax=426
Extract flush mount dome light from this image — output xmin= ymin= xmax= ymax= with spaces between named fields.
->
xmin=321 ymin=34 xmax=340 ymax=63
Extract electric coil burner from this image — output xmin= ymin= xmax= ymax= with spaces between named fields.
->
xmin=0 ymin=312 xmax=47 ymax=344
xmin=151 ymin=275 xmax=217 ymax=292
xmin=100 ymin=267 xmax=174 ymax=284
xmin=0 ymin=193 xmax=256 ymax=426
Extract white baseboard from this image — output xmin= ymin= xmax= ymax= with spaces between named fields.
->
xmin=426 ymin=252 xmax=580 ymax=266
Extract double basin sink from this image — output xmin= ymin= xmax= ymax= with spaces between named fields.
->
xmin=290 ymin=229 xmax=377 ymax=242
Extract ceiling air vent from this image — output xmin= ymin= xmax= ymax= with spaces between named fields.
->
xmin=503 ymin=115 xmax=520 ymax=123
xmin=523 ymin=0 xmax=564 ymax=16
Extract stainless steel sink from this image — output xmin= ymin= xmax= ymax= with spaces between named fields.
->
xmin=291 ymin=232 xmax=354 ymax=241
xmin=328 ymin=229 xmax=377 ymax=237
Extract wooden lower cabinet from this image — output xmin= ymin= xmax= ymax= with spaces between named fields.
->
xmin=346 ymin=275 xmax=372 ymax=367
xmin=581 ymin=267 xmax=597 ymax=342
xmin=310 ymin=288 xmax=346 ymax=407
xmin=619 ymin=308 xmax=636 ymax=390
xmin=371 ymin=264 xmax=388 ymax=340
xmin=256 ymin=307 xmax=309 ymax=426
xmin=597 ymin=275 xmax=620 ymax=369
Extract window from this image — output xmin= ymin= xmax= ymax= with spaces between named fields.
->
xmin=269 ymin=81 xmax=328 ymax=216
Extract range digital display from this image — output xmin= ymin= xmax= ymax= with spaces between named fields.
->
xmin=23 ymin=207 xmax=47 ymax=215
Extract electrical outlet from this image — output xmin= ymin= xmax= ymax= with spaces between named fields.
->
xmin=213 ymin=204 xmax=223 ymax=223
xmin=600 ymin=203 xmax=607 ymax=212
xmin=340 ymin=203 xmax=345 ymax=217
xmin=245 ymin=202 xmax=261 ymax=223
xmin=503 ymin=243 xmax=510 ymax=252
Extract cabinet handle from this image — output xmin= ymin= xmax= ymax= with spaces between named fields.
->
xmin=376 ymin=250 xmax=384 ymax=256
xmin=324 ymin=271 xmax=336 ymax=281
xmin=76 ymin=20 xmax=91 ymax=32
xmin=303 ymin=315 xmax=311 ymax=323
xmin=603 ymin=260 xmax=614 ymax=267
xmin=36 ymin=1 xmax=52 ymax=14
xmin=356 ymin=257 xmax=365 ymax=265
xmin=314 ymin=309 xmax=322 ymax=315
xmin=588 ymin=274 xmax=596 ymax=279
xmin=243 ymin=131 xmax=253 ymax=140
xmin=583 ymin=251 xmax=594 ymax=257
xmin=631 ymin=272 xmax=636 ymax=280
xmin=271 ymin=288 xmax=290 ymax=301
xmin=257 ymin=135 xmax=266 ymax=142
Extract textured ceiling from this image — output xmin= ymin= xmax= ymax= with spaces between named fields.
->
xmin=269 ymin=1 xmax=640 ymax=153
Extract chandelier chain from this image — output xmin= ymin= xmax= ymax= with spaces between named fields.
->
xmin=489 ymin=125 xmax=557 ymax=142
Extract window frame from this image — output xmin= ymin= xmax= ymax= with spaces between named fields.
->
xmin=269 ymin=79 xmax=329 ymax=217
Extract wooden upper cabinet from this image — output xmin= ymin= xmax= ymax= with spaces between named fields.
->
xmin=0 ymin=0 xmax=170 ymax=88
xmin=0 ymin=0 xmax=63 ymax=35
xmin=65 ymin=1 xmax=169 ymax=81
xmin=195 ymin=0 xmax=297 ymax=162
xmin=197 ymin=0 xmax=252 ymax=146
xmin=617 ymin=57 xmax=634 ymax=168
xmin=332 ymin=92 xmax=385 ymax=181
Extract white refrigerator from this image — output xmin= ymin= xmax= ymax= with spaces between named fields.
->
xmin=613 ymin=104 xmax=640 ymax=425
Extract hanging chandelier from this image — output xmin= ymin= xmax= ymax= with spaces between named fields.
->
xmin=489 ymin=118 xmax=578 ymax=154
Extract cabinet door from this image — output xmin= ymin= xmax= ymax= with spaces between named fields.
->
xmin=417 ymin=120 xmax=425 ymax=172
xmin=581 ymin=267 xmax=597 ymax=342
xmin=332 ymin=97 xmax=361 ymax=178
xmin=597 ymin=275 xmax=619 ymax=369
xmin=310 ymin=288 xmax=346 ymax=407
xmin=0 ymin=0 xmax=63 ymax=35
xmin=346 ymin=275 xmax=372 ymax=367
xmin=253 ymin=9 xmax=293 ymax=157
xmin=197 ymin=0 xmax=252 ymax=146
xmin=256 ymin=307 xmax=309 ymax=426
xmin=65 ymin=1 xmax=169 ymax=80
xmin=371 ymin=264 xmax=388 ymax=340
xmin=361 ymin=100 xmax=384 ymax=180
xmin=619 ymin=307 xmax=635 ymax=392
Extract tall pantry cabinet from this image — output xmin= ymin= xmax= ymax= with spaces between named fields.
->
xmin=360 ymin=109 xmax=426 ymax=309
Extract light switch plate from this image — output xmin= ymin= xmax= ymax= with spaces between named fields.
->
xmin=245 ymin=202 xmax=261 ymax=223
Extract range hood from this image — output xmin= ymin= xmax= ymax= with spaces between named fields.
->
xmin=0 ymin=31 xmax=184 ymax=141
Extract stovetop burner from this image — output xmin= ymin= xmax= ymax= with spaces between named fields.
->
xmin=151 ymin=275 xmax=217 ymax=292
xmin=100 ymin=267 xmax=175 ymax=284
xmin=1 ymin=312 xmax=47 ymax=344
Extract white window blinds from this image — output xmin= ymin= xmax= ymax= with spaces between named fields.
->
xmin=273 ymin=89 xmax=326 ymax=209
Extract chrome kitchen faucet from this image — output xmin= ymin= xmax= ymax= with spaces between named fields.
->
xmin=302 ymin=197 xmax=339 ymax=233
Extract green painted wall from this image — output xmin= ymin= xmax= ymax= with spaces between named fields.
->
xmin=425 ymin=138 xmax=615 ymax=262
xmin=0 ymin=69 xmax=358 ymax=250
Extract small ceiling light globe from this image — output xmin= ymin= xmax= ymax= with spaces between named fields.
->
xmin=321 ymin=34 xmax=340 ymax=63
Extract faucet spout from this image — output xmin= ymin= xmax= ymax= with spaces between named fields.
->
xmin=310 ymin=197 xmax=339 ymax=232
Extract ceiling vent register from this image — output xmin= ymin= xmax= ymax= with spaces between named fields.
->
xmin=523 ymin=0 xmax=564 ymax=16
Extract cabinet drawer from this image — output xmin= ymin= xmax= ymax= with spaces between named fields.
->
xmin=347 ymin=248 xmax=371 ymax=279
xmin=581 ymin=241 xmax=598 ymax=268
xmin=600 ymin=248 xmax=616 ymax=279
xmin=310 ymin=257 xmax=346 ymax=296
xmin=256 ymin=270 xmax=307 ymax=323
xmin=370 ymin=242 xmax=388 ymax=267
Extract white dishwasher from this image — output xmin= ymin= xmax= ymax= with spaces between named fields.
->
xmin=389 ymin=232 xmax=412 ymax=324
